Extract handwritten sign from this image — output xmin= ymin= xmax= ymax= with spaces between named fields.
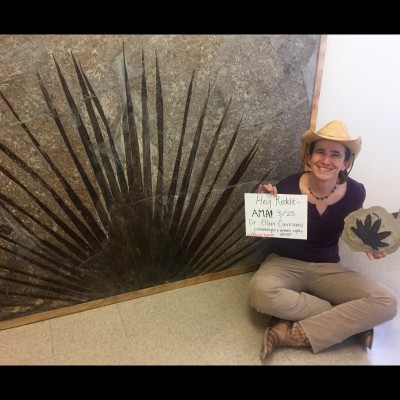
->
xmin=245 ymin=193 xmax=308 ymax=239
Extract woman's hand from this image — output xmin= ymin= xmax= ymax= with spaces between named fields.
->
xmin=366 ymin=251 xmax=387 ymax=260
xmin=257 ymin=183 xmax=278 ymax=196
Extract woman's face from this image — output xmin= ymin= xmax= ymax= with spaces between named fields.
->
xmin=307 ymin=139 xmax=349 ymax=181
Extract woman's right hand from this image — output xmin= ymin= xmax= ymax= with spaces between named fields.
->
xmin=256 ymin=183 xmax=278 ymax=196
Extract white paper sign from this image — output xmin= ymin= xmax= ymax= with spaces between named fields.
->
xmin=245 ymin=193 xmax=308 ymax=239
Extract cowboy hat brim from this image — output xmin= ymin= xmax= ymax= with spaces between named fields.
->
xmin=301 ymin=129 xmax=362 ymax=159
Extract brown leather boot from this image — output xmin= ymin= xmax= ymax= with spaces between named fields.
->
xmin=354 ymin=328 xmax=374 ymax=350
xmin=261 ymin=319 xmax=310 ymax=361
xmin=269 ymin=316 xmax=280 ymax=328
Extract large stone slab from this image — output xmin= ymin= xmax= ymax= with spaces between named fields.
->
xmin=0 ymin=35 xmax=321 ymax=322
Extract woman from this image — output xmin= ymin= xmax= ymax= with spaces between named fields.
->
xmin=249 ymin=120 xmax=398 ymax=360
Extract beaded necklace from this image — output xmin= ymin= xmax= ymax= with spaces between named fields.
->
xmin=308 ymin=185 xmax=337 ymax=200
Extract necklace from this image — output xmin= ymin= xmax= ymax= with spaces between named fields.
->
xmin=308 ymin=185 xmax=337 ymax=200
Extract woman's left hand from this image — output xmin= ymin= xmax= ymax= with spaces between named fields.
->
xmin=367 ymin=251 xmax=387 ymax=260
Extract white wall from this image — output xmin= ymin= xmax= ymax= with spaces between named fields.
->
xmin=317 ymin=35 xmax=400 ymax=213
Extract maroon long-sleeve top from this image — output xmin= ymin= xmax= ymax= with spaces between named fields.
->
xmin=269 ymin=173 xmax=366 ymax=263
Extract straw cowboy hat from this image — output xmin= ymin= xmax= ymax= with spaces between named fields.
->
xmin=301 ymin=120 xmax=362 ymax=161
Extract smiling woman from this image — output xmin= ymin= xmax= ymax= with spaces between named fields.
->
xmin=250 ymin=120 xmax=398 ymax=361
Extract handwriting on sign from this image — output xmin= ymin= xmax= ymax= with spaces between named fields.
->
xmin=244 ymin=193 xmax=308 ymax=239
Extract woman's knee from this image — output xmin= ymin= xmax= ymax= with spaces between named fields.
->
xmin=373 ymin=289 xmax=398 ymax=321
xmin=248 ymin=276 xmax=280 ymax=313
xmin=383 ymin=292 xmax=398 ymax=320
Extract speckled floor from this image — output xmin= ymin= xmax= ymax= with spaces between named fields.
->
xmin=0 ymin=239 xmax=399 ymax=365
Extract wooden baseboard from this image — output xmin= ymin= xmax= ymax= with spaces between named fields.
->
xmin=0 ymin=264 xmax=259 ymax=331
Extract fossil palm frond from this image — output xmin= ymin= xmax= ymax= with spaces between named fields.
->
xmin=0 ymin=47 xmax=273 ymax=321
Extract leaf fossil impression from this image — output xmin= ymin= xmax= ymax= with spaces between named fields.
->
xmin=350 ymin=214 xmax=391 ymax=250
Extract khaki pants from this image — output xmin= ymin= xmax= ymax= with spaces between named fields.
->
xmin=249 ymin=254 xmax=398 ymax=353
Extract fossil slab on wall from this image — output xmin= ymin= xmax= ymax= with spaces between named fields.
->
xmin=0 ymin=34 xmax=321 ymax=323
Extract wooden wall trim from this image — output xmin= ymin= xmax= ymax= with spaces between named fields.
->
xmin=309 ymin=34 xmax=328 ymax=131
xmin=0 ymin=264 xmax=259 ymax=331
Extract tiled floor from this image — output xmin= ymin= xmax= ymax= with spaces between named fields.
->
xmin=0 ymin=239 xmax=399 ymax=365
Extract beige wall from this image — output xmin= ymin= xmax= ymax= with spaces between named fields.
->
xmin=317 ymin=35 xmax=400 ymax=213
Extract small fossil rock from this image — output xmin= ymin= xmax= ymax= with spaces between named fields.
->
xmin=343 ymin=206 xmax=400 ymax=254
